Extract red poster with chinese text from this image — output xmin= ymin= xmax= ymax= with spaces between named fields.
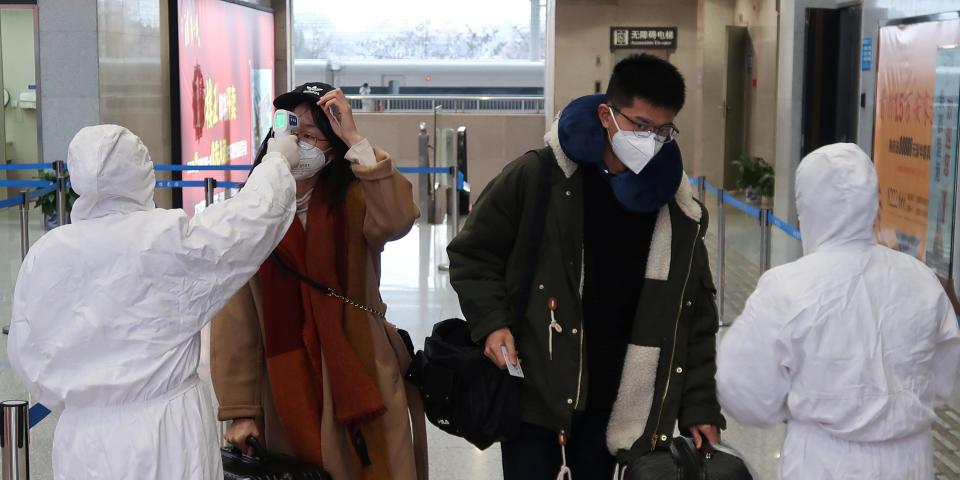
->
xmin=177 ymin=0 xmax=274 ymax=216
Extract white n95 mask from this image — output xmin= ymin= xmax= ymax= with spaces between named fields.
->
xmin=608 ymin=106 xmax=663 ymax=174
xmin=291 ymin=142 xmax=330 ymax=180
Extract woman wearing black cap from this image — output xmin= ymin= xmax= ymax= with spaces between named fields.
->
xmin=210 ymin=83 xmax=426 ymax=480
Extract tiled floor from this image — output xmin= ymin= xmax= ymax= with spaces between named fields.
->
xmin=1 ymin=195 xmax=958 ymax=479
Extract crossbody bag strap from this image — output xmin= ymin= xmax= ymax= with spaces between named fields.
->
xmin=405 ymin=377 xmax=430 ymax=480
xmin=270 ymin=252 xmax=387 ymax=319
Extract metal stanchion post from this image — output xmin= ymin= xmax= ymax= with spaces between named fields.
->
xmin=759 ymin=208 xmax=771 ymax=272
xmin=54 ymin=160 xmax=68 ymax=226
xmin=697 ymin=176 xmax=707 ymax=203
xmin=456 ymin=126 xmax=469 ymax=217
xmin=204 ymin=177 xmax=221 ymax=444
xmin=204 ymin=178 xmax=217 ymax=208
xmin=450 ymin=164 xmax=460 ymax=236
xmin=429 ymin=107 xmax=443 ymax=226
xmin=432 ymin=105 xmax=442 ymax=166
xmin=418 ymin=123 xmax=430 ymax=225
xmin=18 ymin=192 xmax=28 ymax=261
xmin=438 ymin=165 xmax=456 ymax=273
xmin=1 ymin=400 xmax=30 ymax=480
xmin=717 ymin=190 xmax=727 ymax=327
xmin=5 ymin=193 xmax=30 ymax=335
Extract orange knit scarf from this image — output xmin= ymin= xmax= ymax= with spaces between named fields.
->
xmin=259 ymin=184 xmax=392 ymax=479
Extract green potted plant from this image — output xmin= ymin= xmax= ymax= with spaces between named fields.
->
xmin=734 ymin=155 xmax=774 ymax=205
xmin=34 ymin=169 xmax=78 ymax=230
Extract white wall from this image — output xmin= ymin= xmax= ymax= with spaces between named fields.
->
xmin=97 ymin=0 xmax=172 ymax=207
xmin=735 ymin=0 xmax=779 ymax=166
xmin=1 ymin=9 xmax=39 ymax=171
xmin=697 ymin=0 xmax=736 ymax=185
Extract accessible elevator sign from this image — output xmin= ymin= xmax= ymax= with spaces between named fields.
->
xmin=610 ymin=27 xmax=678 ymax=49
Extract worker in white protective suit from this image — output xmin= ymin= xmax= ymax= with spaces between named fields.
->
xmin=7 ymin=124 xmax=299 ymax=479
xmin=716 ymin=143 xmax=960 ymax=479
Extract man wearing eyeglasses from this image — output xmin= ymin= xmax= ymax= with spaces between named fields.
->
xmin=449 ymin=54 xmax=724 ymax=479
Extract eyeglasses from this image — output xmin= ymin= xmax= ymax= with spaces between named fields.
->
xmin=298 ymin=130 xmax=333 ymax=151
xmin=608 ymin=104 xmax=680 ymax=144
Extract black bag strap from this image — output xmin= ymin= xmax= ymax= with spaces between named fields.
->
xmin=511 ymin=147 xmax=556 ymax=324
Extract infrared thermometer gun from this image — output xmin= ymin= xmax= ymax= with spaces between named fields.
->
xmin=273 ymin=109 xmax=299 ymax=139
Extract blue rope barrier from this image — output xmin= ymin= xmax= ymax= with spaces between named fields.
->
xmin=0 ymin=195 xmax=22 ymax=209
xmin=29 ymin=404 xmax=51 ymax=428
xmin=767 ymin=213 xmax=802 ymax=240
xmin=26 ymin=185 xmax=57 ymax=201
xmin=722 ymin=191 xmax=762 ymax=219
xmin=156 ymin=180 xmax=242 ymax=189
xmin=694 ymin=177 xmax=801 ymax=240
xmin=704 ymin=182 xmax=720 ymax=197
xmin=154 ymin=164 xmax=251 ymax=172
xmin=396 ymin=166 xmax=467 ymax=191
xmin=0 ymin=163 xmax=55 ymax=171
xmin=688 ymin=177 xmax=720 ymax=197
xmin=0 ymin=180 xmax=54 ymax=188
xmin=0 ymin=185 xmax=56 ymax=209
xmin=397 ymin=166 xmax=454 ymax=175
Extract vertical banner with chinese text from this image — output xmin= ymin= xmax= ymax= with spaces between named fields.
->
xmin=874 ymin=18 xmax=960 ymax=264
xmin=177 ymin=0 xmax=274 ymax=216
xmin=925 ymin=46 xmax=960 ymax=277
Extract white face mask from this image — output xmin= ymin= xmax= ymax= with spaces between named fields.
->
xmin=290 ymin=142 xmax=330 ymax=180
xmin=607 ymin=106 xmax=663 ymax=175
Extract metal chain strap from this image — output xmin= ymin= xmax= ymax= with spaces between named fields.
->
xmin=270 ymin=252 xmax=386 ymax=320
xmin=325 ymin=289 xmax=386 ymax=319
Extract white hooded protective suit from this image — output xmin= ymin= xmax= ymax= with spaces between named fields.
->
xmin=7 ymin=125 xmax=296 ymax=479
xmin=716 ymin=143 xmax=960 ymax=479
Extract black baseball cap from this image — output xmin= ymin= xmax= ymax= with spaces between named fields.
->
xmin=273 ymin=82 xmax=334 ymax=111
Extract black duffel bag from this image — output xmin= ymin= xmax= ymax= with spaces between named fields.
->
xmin=622 ymin=437 xmax=754 ymax=480
xmin=405 ymin=318 xmax=521 ymax=450
xmin=222 ymin=436 xmax=333 ymax=480
xmin=405 ymin=148 xmax=556 ymax=450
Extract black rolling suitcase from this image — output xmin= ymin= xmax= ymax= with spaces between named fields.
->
xmin=222 ymin=436 xmax=333 ymax=480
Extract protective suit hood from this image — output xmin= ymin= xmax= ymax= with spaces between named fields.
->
xmin=68 ymin=125 xmax=156 ymax=221
xmin=796 ymin=143 xmax=877 ymax=255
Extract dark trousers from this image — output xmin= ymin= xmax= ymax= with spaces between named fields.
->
xmin=501 ymin=410 xmax=616 ymax=480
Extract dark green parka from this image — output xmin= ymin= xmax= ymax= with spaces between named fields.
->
xmin=448 ymin=119 xmax=725 ymax=459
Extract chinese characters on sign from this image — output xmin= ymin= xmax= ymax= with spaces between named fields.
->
xmin=861 ymin=37 xmax=873 ymax=71
xmin=877 ymin=89 xmax=934 ymax=127
xmin=202 ymin=82 xmax=239 ymax=129
xmin=177 ymin=0 xmax=274 ymax=216
xmin=610 ymin=27 xmax=678 ymax=49
xmin=873 ymin=17 xmax=960 ymax=264
xmin=924 ymin=47 xmax=960 ymax=277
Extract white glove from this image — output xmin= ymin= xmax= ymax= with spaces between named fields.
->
xmin=267 ymin=135 xmax=300 ymax=170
